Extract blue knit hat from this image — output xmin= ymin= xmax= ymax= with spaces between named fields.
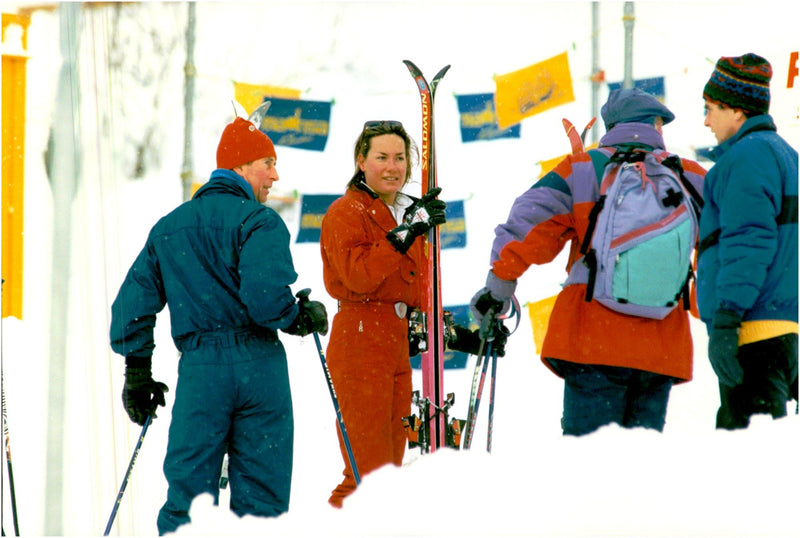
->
xmin=703 ymin=53 xmax=771 ymax=115
xmin=601 ymin=88 xmax=675 ymax=130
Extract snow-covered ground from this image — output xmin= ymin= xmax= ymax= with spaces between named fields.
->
xmin=1 ymin=1 xmax=798 ymax=536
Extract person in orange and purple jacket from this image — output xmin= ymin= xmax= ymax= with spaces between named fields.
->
xmin=470 ymin=89 xmax=706 ymax=436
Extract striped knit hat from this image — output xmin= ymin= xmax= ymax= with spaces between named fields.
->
xmin=703 ymin=53 xmax=772 ymax=115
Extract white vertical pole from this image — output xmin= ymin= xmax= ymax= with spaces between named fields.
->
xmin=181 ymin=2 xmax=196 ymax=202
xmin=623 ymin=2 xmax=635 ymax=89
xmin=45 ymin=3 xmax=81 ymax=534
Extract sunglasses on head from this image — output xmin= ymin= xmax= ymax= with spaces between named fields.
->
xmin=363 ymin=120 xmax=404 ymax=130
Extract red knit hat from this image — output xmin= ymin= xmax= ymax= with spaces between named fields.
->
xmin=216 ymin=117 xmax=277 ymax=169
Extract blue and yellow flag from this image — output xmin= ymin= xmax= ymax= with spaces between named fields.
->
xmin=441 ymin=200 xmax=467 ymax=249
xmin=494 ymin=51 xmax=575 ymax=129
xmin=607 ymin=76 xmax=665 ymax=99
xmin=260 ymin=97 xmax=332 ymax=151
xmin=296 ymin=194 xmax=339 ymax=243
xmin=232 ymin=82 xmax=301 ymax=117
xmin=455 ymin=93 xmax=521 ymax=142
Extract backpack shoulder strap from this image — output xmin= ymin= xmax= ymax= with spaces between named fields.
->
xmin=659 ymin=152 xmax=705 ymax=212
xmin=579 ymin=147 xmax=616 ymax=255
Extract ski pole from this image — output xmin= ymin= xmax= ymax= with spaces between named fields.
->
xmin=463 ymin=304 xmax=499 ymax=450
xmin=104 ymin=414 xmax=152 ymax=536
xmin=295 ymin=288 xmax=361 ymax=485
xmin=486 ymin=347 xmax=499 ymax=454
xmin=483 ymin=296 xmax=520 ymax=453
xmin=311 ymin=331 xmax=361 ymax=485
xmin=2 ymin=375 xmax=20 ymax=536
xmin=463 ymin=339 xmax=493 ymax=450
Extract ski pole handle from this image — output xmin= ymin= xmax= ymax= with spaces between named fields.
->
xmin=475 ymin=306 xmax=497 ymax=358
xmin=296 ymin=288 xmax=311 ymax=304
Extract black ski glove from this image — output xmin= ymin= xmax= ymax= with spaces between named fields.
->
xmin=446 ymin=323 xmax=507 ymax=357
xmin=387 ymin=187 xmax=447 ymax=254
xmin=470 ymin=272 xmax=516 ymax=332
xmin=285 ymin=288 xmax=329 ymax=337
xmin=709 ymin=309 xmax=743 ymax=387
xmin=122 ymin=356 xmax=168 ymax=426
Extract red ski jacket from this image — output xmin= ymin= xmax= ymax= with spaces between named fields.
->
xmin=321 ymin=185 xmax=426 ymax=308
xmin=491 ymin=124 xmax=706 ymax=381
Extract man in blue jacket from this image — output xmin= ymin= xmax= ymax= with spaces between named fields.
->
xmin=110 ymin=116 xmax=327 ymax=534
xmin=699 ymin=53 xmax=798 ymax=429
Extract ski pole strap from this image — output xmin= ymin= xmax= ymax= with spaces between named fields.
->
xmin=497 ymin=294 xmax=522 ymax=335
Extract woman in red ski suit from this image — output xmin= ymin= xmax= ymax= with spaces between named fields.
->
xmin=320 ymin=121 xmax=446 ymax=507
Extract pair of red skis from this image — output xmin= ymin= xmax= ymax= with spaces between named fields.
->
xmin=404 ymin=60 xmax=589 ymax=453
xmin=404 ymin=60 xmax=514 ymax=454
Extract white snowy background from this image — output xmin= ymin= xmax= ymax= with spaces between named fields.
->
xmin=1 ymin=1 xmax=799 ymax=536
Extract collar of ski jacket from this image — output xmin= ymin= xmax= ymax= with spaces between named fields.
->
xmin=353 ymin=179 xmax=417 ymax=211
xmin=598 ymin=122 xmax=666 ymax=151
xmin=707 ymin=114 xmax=777 ymax=163
xmin=354 ymin=178 xmax=379 ymax=199
xmin=193 ymin=168 xmax=256 ymax=201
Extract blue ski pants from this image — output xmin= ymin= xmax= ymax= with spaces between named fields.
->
xmin=157 ymin=329 xmax=293 ymax=535
xmin=551 ymin=360 xmax=673 ymax=436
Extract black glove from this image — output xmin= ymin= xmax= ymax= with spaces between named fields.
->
xmin=709 ymin=309 xmax=743 ymax=387
xmin=387 ymin=187 xmax=447 ymax=254
xmin=285 ymin=288 xmax=329 ymax=337
xmin=122 ymin=356 xmax=168 ymax=426
xmin=446 ymin=323 xmax=507 ymax=357
xmin=471 ymin=291 xmax=505 ymax=322
xmin=469 ymin=272 xmax=516 ymax=329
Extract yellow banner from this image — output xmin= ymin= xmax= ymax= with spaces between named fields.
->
xmin=538 ymin=154 xmax=566 ymax=179
xmin=494 ymin=51 xmax=575 ymax=129
xmin=526 ymin=295 xmax=557 ymax=355
xmin=233 ymin=82 xmax=301 ymax=117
